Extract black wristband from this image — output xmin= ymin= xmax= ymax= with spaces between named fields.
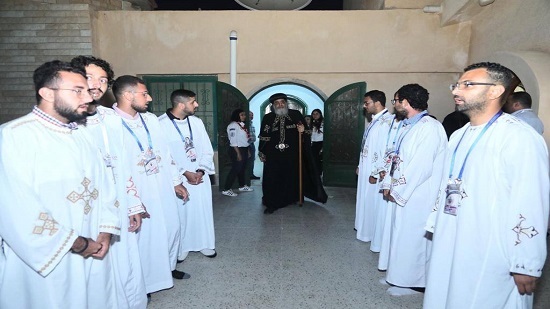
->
xmin=196 ymin=169 xmax=205 ymax=175
xmin=72 ymin=237 xmax=89 ymax=254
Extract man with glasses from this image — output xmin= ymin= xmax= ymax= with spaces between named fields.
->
xmin=0 ymin=60 xmax=120 ymax=307
xmin=424 ymin=62 xmax=549 ymax=308
xmin=71 ymin=56 xmax=149 ymax=309
xmin=380 ymin=84 xmax=447 ymax=296
xmin=111 ymin=75 xmax=190 ymax=301
xmin=355 ymin=90 xmax=393 ymax=253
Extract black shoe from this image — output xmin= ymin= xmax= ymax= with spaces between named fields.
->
xmin=251 ymin=175 xmax=261 ymax=180
xmin=172 ymin=270 xmax=191 ymax=280
xmin=263 ymin=208 xmax=274 ymax=214
xmin=177 ymin=259 xmax=185 ymax=263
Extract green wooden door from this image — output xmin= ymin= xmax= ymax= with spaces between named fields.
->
xmin=323 ymin=82 xmax=366 ymax=187
xmin=216 ymin=82 xmax=249 ymax=191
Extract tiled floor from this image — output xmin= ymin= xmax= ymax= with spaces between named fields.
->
xmin=148 ymin=182 xmax=550 ymax=309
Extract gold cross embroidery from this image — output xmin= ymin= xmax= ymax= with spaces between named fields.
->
xmin=33 ymin=212 xmax=59 ymax=236
xmin=67 ymin=177 xmax=98 ymax=215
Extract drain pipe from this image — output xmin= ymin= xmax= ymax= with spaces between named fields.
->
xmin=229 ymin=30 xmax=237 ymax=87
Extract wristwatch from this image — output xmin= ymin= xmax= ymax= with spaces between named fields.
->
xmin=196 ymin=169 xmax=205 ymax=175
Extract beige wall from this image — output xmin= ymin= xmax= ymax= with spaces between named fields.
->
xmin=467 ymin=0 xmax=550 ymax=145
xmin=94 ymin=10 xmax=470 ymax=120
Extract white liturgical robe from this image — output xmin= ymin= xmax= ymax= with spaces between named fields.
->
xmin=355 ymin=109 xmax=392 ymax=243
xmin=424 ymin=114 xmax=549 ymax=309
xmin=85 ymin=106 xmax=147 ymax=309
xmin=0 ymin=111 xmax=120 ymax=309
xmin=159 ymin=113 xmax=216 ymax=256
xmin=384 ymin=112 xmax=447 ymax=288
xmin=113 ymin=104 xmax=183 ymax=294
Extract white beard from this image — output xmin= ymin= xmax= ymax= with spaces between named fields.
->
xmin=274 ymin=106 xmax=288 ymax=116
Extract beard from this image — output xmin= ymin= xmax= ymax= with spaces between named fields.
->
xmin=54 ymin=101 xmax=88 ymax=125
xmin=395 ymin=107 xmax=408 ymax=119
xmin=131 ymin=101 xmax=148 ymax=113
xmin=455 ymin=95 xmax=485 ymax=117
xmin=274 ymin=105 xmax=289 ymax=116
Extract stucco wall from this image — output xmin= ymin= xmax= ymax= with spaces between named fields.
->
xmin=93 ymin=10 xmax=470 ymax=120
xmin=468 ymin=0 xmax=550 ymax=145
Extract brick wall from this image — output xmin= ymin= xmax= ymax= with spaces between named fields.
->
xmin=0 ymin=0 xmax=136 ymax=124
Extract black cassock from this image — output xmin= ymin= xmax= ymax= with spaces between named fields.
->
xmin=258 ymin=110 xmax=328 ymax=212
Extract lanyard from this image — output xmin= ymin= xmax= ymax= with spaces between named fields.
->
xmin=395 ymin=112 xmax=429 ymax=155
xmin=171 ymin=117 xmax=193 ymax=145
xmin=448 ymin=111 xmax=502 ymax=180
xmin=121 ymin=114 xmax=153 ymax=152
xmin=361 ymin=110 xmax=388 ymax=149
xmin=385 ymin=117 xmax=403 ymax=149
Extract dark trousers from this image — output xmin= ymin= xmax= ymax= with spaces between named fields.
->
xmin=224 ymin=147 xmax=248 ymax=190
xmin=311 ymin=141 xmax=323 ymax=176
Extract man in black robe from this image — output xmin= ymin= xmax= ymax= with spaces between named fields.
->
xmin=258 ymin=93 xmax=328 ymax=214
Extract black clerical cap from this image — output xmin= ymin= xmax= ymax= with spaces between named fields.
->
xmin=269 ymin=93 xmax=288 ymax=103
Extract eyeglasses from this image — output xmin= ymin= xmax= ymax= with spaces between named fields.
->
xmin=391 ymin=98 xmax=404 ymax=105
xmin=132 ymin=91 xmax=150 ymax=98
xmin=450 ymin=81 xmax=496 ymax=91
xmin=364 ymin=101 xmax=374 ymax=105
xmin=49 ymin=88 xmax=92 ymax=98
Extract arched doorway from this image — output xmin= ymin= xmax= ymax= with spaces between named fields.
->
xmin=248 ymin=83 xmax=325 ymax=177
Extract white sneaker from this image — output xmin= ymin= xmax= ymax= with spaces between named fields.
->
xmin=222 ymin=189 xmax=238 ymax=197
xmin=239 ymin=185 xmax=254 ymax=192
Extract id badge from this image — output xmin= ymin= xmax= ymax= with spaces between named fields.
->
xmin=444 ymin=182 xmax=462 ymax=216
xmin=144 ymin=152 xmax=159 ymax=176
xmin=187 ymin=148 xmax=197 ymax=162
xmin=389 ymin=155 xmax=399 ymax=177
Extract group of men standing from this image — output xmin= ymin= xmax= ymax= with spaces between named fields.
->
xmin=0 ymin=57 xmax=217 ymax=309
xmin=355 ymin=62 xmax=549 ymax=307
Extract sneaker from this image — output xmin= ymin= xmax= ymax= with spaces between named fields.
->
xmin=222 ymin=189 xmax=238 ymax=197
xmin=200 ymin=249 xmax=217 ymax=258
xmin=239 ymin=185 xmax=254 ymax=192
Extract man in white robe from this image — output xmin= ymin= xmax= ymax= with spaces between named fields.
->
xmin=376 ymin=101 xmax=405 ymax=271
xmin=424 ymin=62 xmax=549 ymax=309
xmin=0 ymin=61 xmax=120 ymax=308
xmin=111 ymin=75 xmax=190 ymax=296
xmin=355 ymin=90 xmax=393 ymax=246
xmin=159 ymin=89 xmax=217 ymax=261
xmin=71 ymin=56 xmax=148 ymax=309
xmin=381 ymin=84 xmax=447 ymax=296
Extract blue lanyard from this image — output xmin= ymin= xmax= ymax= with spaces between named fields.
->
xmin=395 ymin=112 xmax=429 ymax=155
xmin=361 ymin=110 xmax=388 ymax=149
xmin=385 ymin=117 xmax=403 ymax=149
xmin=448 ymin=111 xmax=502 ymax=180
xmin=121 ymin=114 xmax=153 ymax=152
xmin=171 ymin=117 xmax=193 ymax=145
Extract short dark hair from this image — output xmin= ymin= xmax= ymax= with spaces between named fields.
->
xmin=112 ymin=75 xmax=145 ymax=102
xmin=70 ymin=55 xmax=115 ymax=86
xmin=33 ymin=60 xmax=86 ymax=103
xmin=396 ymin=84 xmax=429 ymax=111
xmin=365 ymin=90 xmax=386 ymax=107
xmin=170 ymin=89 xmax=196 ymax=108
xmin=464 ymin=62 xmax=514 ymax=89
xmin=508 ymin=91 xmax=532 ymax=108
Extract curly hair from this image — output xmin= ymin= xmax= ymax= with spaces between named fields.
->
xmin=230 ymin=109 xmax=244 ymax=122
xmin=396 ymin=84 xmax=429 ymax=111
xmin=70 ymin=55 xmax=115 ymax=86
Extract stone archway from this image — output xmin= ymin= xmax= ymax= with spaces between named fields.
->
xmin=487 ymin=51 xmax=550 ymax=145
